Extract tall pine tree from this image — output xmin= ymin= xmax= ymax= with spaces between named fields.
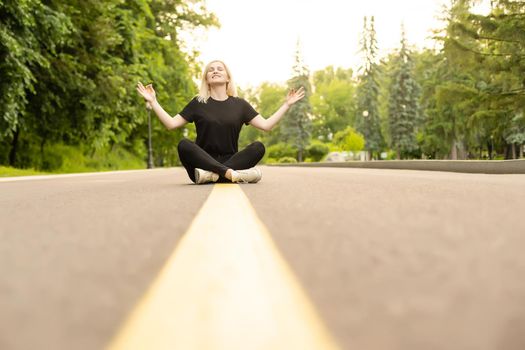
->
xmin=387 ymin=25 xmax=421 ymax=159
xmin=356 ymin=16 xmax=384 ymax=160
xmin=445 ymin=0 xmax=525 ymax=159
xmin=282 ymin=40 xmax=312 ymax=162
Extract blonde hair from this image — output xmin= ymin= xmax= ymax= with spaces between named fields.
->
xmin=197 ymin=60 xmax=238 ymax=103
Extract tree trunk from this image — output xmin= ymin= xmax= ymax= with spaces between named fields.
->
xmin=40 ymin=137 xmax=46 ymax=165
xmin=504 ymin=144 xmax=510 ymax=159
xmin=450 ymin=140 xmax=458 ymax=160
xmin=297 ymin=149 xmax=303 ymax=162
xmin=8 ymin=127 xmax=20 ymax=166
xmin=519 ymin=144 xmax=523 ymax=159
xmin=458 ymin=140 xmax=467 ymax=160
xmin=396 ymin=149 xmax=400 ymax=160
xmin=511 ymin=143 xmax=516 ymax=159
xmin=488 ymin=141 xmax=493 ymax=160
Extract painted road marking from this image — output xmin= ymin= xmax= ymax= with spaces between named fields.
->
xmin=108 ymin=183 xmax=340 ymax=350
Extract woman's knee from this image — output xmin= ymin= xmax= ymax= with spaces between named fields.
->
xmin=177 ymin=138 xmax=193 ymax=153
xmin=250 ymin=141 xmax=265 ymax=157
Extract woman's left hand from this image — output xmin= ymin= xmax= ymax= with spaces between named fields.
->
xmin=286 ymin=86 xmax=306 ymax=107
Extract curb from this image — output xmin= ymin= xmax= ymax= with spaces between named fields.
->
xmin=267 ymin=159 xmax=525 ymax=174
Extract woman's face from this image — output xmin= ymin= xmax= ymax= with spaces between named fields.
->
xmin=206 ymin=61 xmax=229 ymax=86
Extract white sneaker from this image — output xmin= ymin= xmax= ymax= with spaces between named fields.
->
xmin=231 ymin=167 xmax=262 ymax=183
xmin=194 ymin=168 xmax=219 ymax=184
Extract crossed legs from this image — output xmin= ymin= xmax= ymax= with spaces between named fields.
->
xmin=177 ymin=139 xmax=265 ymax=183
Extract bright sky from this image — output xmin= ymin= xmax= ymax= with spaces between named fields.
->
xmin=184 ymin=0 xmax=489 ymax=88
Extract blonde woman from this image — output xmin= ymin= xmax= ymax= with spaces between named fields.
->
xmin=136 ymin=60 xmax=305 ymax=184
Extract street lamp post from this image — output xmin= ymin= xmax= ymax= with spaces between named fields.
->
xmin=147 ymin=104 xmax=153 ymax=169
xmin=362 ymin=110 xmax=369 ymax=161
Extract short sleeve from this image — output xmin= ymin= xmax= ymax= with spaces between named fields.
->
xmin=179 ymin=97 xmax=198 ymax=123
xmin=242 ymin=99 xmax=259 ymax=125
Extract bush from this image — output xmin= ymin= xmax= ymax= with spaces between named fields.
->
xmin=267 ymin=142 xmax=297 ymax=160
xmin=41 ymin=150 xmax=64 ymax=171
xmin=386 ymin=150 xmax=397 ymax=160
xmin=46 ymin=144 xmax=88 ymax=172
xmin=0 ymin=166 xmax=50 ymax=177
xmin=84 ymin=146 xmax=144 ymax=171
xmin=278 ymin=156 xmax=297 ymax=163
xmin=306 ymin=140 xmax=330 ymax=162
xmin=33 ymin=143 xmax=145 ymax=173
xmin=263 ymin=157 xmax=278 ymax=164
xmin=333 ymin=127 xmax=365 ymax=152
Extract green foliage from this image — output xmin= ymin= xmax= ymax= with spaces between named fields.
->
xmin=282 ymin=41 xmax=313 ymax=162
xmin=266 ymin=142 xmax=297 ymax=160
xmin=246 ymin=0 xmax=525 ymax=161
xmin=0 ymin=166 xmax=50 ymax=177
xmin=332 ymin=127 xmax=365 ymax=152
xmin=387 ymin=27 xmax=421 ymax=159
xmin=433 ymin=0 xmax=525 ymax=159
xmin=0 ymin=0 xmax=72 ymax=140
xmin=277 ymin=156 xmax=297 ymax=163
xmin=356 ymin=16 xmax=385 ymax=156
xmin=36 ymin=143 xmax=144 ymax=172
xmin=305 ymin=140 xmax=330 ymax=162
xmin=310 ymin=66 xmax=356 ymax=142
xmin=0 ymin=0 xmax=218 ymax=170
xmin=505 ymin=113 xmax=525 ymax=144
xmin=4 ymin=0 xmax=524 ymax=171
xmin=239 ymin=83 xmax=286 ymax=148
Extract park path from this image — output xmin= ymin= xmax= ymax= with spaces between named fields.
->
xmin=1 ymin=167 xmax=525 ymax=350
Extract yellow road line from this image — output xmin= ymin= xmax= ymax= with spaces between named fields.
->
xmin=108 ymin=184 xmax=340 ymax=350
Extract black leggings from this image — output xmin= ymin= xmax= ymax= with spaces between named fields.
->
xmin=177 ymin=139 xmax=265 ymax=183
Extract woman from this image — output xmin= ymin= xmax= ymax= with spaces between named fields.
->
xmin=136 ymin=60 xmax=305 ymax=184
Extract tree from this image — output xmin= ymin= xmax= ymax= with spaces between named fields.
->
xmin=356 ymin=16 xmax=385 ymax=160
xmin=0 ymin=0 xmax=218 ymax=170
xmin=0 ymin=0 xmax=72 ymax=165
xmin=310 ymin=66 xmax=356 ymax=142
xmin=282 ymin=40 xmax=312 ymax=162
xmin=443 ymin=0 xmax=525 ymax=159
xmin=505 ymin=113 xmax=525 ymax=158
xmin=387 ymin=25 xmax=421 ymax=159
xmin=240 ymin=83 xmax=287 ymax=148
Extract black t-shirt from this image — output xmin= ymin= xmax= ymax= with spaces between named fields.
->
xmin=179 ymin=96 xmax=259 ymax=155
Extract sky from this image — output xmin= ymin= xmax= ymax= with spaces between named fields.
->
xmin=183 ymin=0 xmax=489 ymax=88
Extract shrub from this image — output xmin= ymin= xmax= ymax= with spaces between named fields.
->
xmin=263 ymin=157 xmax=278 ymax=164
xmin=306 ymin=140 xmax=330 ymax=162
xmin=267 ymin=142 xmax=297 ymax=160
xmin=278 ymin=156 xmax=297 ymax=163
xmin=34 ymin=143 xmax=145 ymax=173
xmin=333 ymin=127 xmax=365 ymax=152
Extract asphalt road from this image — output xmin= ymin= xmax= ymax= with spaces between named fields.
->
xmin=1 ymin=167 xmax=525 ymax=350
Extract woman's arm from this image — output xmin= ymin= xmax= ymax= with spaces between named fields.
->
xmin=249 ymin=104 xmax=289 ymax=132
xmin=136 ymin=82 xmax=188 ymax=130
xmin=249 ymin=87 xmax=305 ymax=132
xmin=149 ymin=101 xmax=188 ymax=130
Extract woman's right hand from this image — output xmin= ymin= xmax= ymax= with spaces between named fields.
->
xmin=136 ymin=82 xmax=157 ymax=108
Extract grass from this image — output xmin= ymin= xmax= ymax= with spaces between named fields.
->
xmin=0 ymin=144 xmax=148 ymax=178
xmin=0 ymin=166 xmax=52 ymax=177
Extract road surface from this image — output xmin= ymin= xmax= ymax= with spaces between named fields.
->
xmin=1 ymin=167 xmax=525 ymax=350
